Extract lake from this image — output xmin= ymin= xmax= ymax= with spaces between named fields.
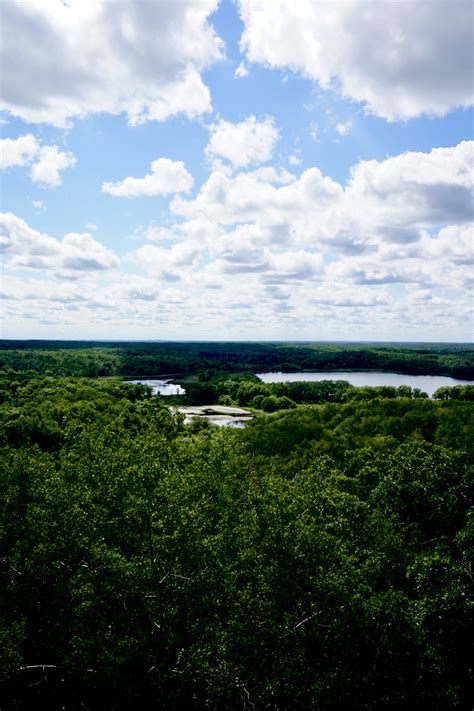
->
xmin=256 ymin=371 xmax=473 ymax=397
xmin=127 ymin=372 xmax=473 ymax=402
xmin=126 ymin=378 xmax=186 ymax=396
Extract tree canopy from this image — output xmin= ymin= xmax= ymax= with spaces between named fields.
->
xmin=0 ymin=366 xmax=472 ymax=709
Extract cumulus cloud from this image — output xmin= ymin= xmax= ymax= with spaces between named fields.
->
xmin=0 ymin=212 xmax=119 ymax=273
xmin=329 ymin=259 xmax=432 ymax=287
xmin=0 ymin=134 xmax=76 ymax=187
xmin=0 ymin=0 xmax=222 ymax=127
xmin=431 ymin=225 xmax=474 ymax=265
xmin=132 ymin=241 xmax=201 ymax=281
xmin=30 ymin=145 xmax=77 ymax=187
xmin=326 ymin=222 xmax=473 ymax=294
xmin=311 ymin=285 xmax=391 ymax=308
xmin=169 ymin=141 xmax=473 ymax=297
xmin=172 ymin=164 xmax=339 ymax=227
xmin=3 ymin=141 xmax=472 ymax=341
xmin=0 ymin=133 xmax=38 ymax=168
xmin=102 ymin=158 xmax=193 ymax=198
xmin=178 ymin=141 xmax=473 ymax=255
xmin=266 ymin=250 xmax=324 ymax=281
xmin=346 ymin=141 xmax=474 ymax=233
xmin=239 ymin=0 xmax=474 ymax=120
xmin=336 ymin=121 xmax=352 ymax=137
xmin=377 ymin=225 xmax=474 ymax=274
xmin=205 ymin=116 xmax=280 ymax=168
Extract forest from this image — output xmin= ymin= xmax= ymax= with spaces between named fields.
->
xmin=1 ymin=339 xmax=473 ymax=378
xmin=0 ymin=343 xmax=473 ymax=709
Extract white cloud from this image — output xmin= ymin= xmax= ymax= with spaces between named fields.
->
xmin=430 ymin=225 xmax=473 ymax=265
xmin=59 ymin=232 xmax=118 ymax=271
xmin=376 ymin=225 xmax=474 ymax=274
xmin=239 ymin=0 xmax=474 ymax=120
xmin=102 ymin=158 xmax=193 ymax=198
xmin=267 ymin=250 xmax=324 ymax=281
xmin=0 ymin=133 xmax=38 ymax=168
xmin=172 ymin=163 xmax=341 ymax=228
xmin=1 ymin=0 xmax=223 ymax=127
xmin=32 ymin=200 xmax=45 ymax=211
xmin=0 ymin=133 xmax=76 ymax=187
xmin=171 ymin=141 xmax=473 ymax=291
xmin=336 ymin=121 xmax=352 ymax=137
xmin=228 ymin=146 xmax=471 ymax=242
xmin=309 ymin=121 xmax=319 ymax=142
xmin=30 ymin=145 xmax=76 ymax=187
xmin=235 ymin=61 xmax=249 ymax=78
xmin=310 ymin=285 xmax=391 ymax=308
xmin=205 ymin=116 xmax=280 ymax=168
xmin=0 ymin=212 xmax=119 ymax=273
xmin=2 ymin=141 xmax=472 ymax=341
xmin=346 ymin=141 xmax=474 ymax=233
xmin=215 ymin=248 xmax=323 ymax=285
xmin=328 ymin=258 xmax=433 ymax=287
xmin=132 ymin=241 xmax=201 ymax=281
xmin=135 ymin=225 xmax=179 ymax=243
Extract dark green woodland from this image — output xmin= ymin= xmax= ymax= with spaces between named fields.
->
xmin=0 ymin=342 xmax=473 ymax=709
xmin=1 ymin=339 xmax=473 ymax=378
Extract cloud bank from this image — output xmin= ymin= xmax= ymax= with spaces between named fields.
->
xmin=2 ymin=142 xmax=472 ymax=341
xmin=239 ymin=0 xmax=474 ymax=120
xmin=0 ymin=213 xmax=119 ymax=274
xmin=0 ymin=0 xmax=223 ymax=126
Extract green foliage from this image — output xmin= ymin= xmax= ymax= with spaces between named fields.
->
xmin=0 ymin=371 xmax=472 ymax=709
xmin=1 ymin=339 xmax=473 ymax=378
xmin=182 ymin=375 xmax=434 ymax=410
xmin=433 ymin=384 xmax=474 ymax=400
xmin=243 ymin=398 xmax=474 ymax=462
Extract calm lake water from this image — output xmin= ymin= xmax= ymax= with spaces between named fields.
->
xmin=256 ymin=371 xmax=473 ymax=398
xmin=126 ymin=379 xmax=186 ymax=396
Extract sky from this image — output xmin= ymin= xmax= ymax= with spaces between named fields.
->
xmin=0 ymin=0 xmax=473 ymax=342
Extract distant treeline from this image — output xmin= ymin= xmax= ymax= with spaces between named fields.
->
xmin=0 ymin=340 xmax=473 ymax=378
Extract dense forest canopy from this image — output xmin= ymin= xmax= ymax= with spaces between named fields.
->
xmin=1 ymin=343 xmax=473 ymax=709
xmin=1 ymin=340 xmax=473 ymax=379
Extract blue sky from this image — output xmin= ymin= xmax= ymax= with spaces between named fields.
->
xmin=1 ymin=0 xmax=473 ymax=341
